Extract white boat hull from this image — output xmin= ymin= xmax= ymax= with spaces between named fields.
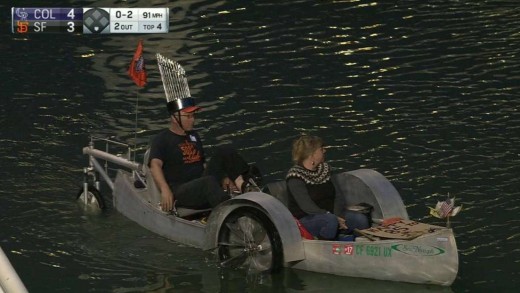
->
xmin=110 ymin=169 xmax=457 ymax=286
xmin=289 ymin=229 xmax=457 ymax=285
xmin=81 ymin=144 xmax=458 ymax=286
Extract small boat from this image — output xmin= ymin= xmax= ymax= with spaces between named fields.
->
xmin=79 ymin=137 xmax=458 ymax=286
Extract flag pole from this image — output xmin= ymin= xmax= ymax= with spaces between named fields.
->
xmin=133 ymin=91 xmax=139 ymax=161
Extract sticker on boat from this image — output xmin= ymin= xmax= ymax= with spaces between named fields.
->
xmin=354 ymin=245 xmax=393 ymax=257
xmin=344 ymin=244 xmax=354 ymax=255
xmin=332 ymin=244 xmax=341 ymax=255
xmin=391 ymin=244 xmax=445 ymax=256
xmin=331 ymin=244 xmax=355 ymax=255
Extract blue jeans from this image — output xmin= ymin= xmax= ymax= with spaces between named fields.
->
xmin=299 ymin=213 xmax=338 ymax=240
xmin=342 ymin=210 xmax=370 ymax=234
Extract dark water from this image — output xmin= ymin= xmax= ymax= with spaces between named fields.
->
xmin=1 ymin=0 xmax=519 ymax=292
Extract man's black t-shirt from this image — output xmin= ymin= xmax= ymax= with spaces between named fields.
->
xmin=149 ymin=129 xmax=205 ymax=189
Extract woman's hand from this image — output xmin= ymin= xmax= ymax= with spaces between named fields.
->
xmin=337 ymin=217 xmax=348 ymax=230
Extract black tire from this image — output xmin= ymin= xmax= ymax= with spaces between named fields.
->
xmin=217 ymin=207 xmax=283 ymax=273
xmin=76 ymin=185 xmax=105 ymax=210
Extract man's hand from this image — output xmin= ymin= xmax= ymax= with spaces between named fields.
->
xmin=161 ymin=189 xmax=174 ymax=212
xmin=222 ymin=177 xmax=238 ymax=192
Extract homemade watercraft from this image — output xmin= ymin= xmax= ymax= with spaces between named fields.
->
xmin=79 ymin=137 xmax=458 ymax=286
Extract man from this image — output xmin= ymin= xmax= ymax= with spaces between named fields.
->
xmin=149 ymin=54 xmax=259 ymax=212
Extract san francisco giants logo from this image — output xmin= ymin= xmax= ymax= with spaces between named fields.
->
xmin=17 ymin=21 xmax=29 ymax=33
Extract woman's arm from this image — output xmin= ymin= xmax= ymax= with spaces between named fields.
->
xmin=332 ymin=178 xmax=346 ymax=216
xmin=287 ymin=178 xmax=327 ymax=214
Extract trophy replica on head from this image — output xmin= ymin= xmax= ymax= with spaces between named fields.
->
xmin=156 ymin=53 xmax=201 ymax=114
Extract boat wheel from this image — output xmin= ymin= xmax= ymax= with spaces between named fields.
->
xmin=76 ymin=185 xmax=105 ymax=210
xmin=217 ymin=207 xmax=283 ymax=273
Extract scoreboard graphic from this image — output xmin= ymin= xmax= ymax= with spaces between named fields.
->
xmin=11 ymin=7 xmax=169 ymax=34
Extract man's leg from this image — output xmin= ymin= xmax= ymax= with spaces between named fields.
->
xmin=205 ymin=145 xmax=250 ymax=181
xmin=174 ymin=176 xmax=230 ymax=209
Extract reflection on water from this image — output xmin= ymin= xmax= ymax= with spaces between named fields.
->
xmin=114 ymin=267 xmax=454 ymax=293
xmin=1 ymin=0 xmax=519 ymax=292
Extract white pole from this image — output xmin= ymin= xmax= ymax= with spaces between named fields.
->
xmin=82 ymin=147 xmax=141 ymax=171
xmin=0 ymin=246 xmax=28 ymax=293
xmin=133 ymin=92 xmax=139 ymax=162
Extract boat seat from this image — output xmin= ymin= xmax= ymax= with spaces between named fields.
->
xmin=263 ymin=180 xmax=378 ymax=211
xmin=264 ymin=176 xmax=378 ymax=218
xmin=264 ymin=181 xmax=289 ymax=207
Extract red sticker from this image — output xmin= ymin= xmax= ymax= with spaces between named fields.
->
xmin=344 ymin=244 xmax=354 ymax=255
xmin=332 ymin=244 xmax=341 ymax=255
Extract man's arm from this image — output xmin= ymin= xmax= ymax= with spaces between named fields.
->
xmin=150 ymin=158 xmax=174 ymax=211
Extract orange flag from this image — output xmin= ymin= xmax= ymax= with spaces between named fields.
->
xmin=128 ymin=40 xmax=147 ymax=87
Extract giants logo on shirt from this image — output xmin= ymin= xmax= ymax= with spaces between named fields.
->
xmin=178 ymin=140 xmax=201 ymax=164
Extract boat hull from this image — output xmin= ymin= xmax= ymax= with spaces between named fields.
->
xmin=108 ymin=168 xmax=458 ymax=286
xmin=289 ymin=228 xmax=458 ymax=286
xmin=113 ymin=170 xmax=207 ymax=248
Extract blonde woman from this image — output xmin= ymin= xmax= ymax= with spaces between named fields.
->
xmin=286 ymin=135 xmax=369 ymax=240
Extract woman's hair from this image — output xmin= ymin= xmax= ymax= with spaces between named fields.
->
xmin=292 ymin=135 xmax=324 ymax=165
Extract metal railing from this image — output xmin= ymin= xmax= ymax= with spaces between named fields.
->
xmin=81 ymin=136 xmax=146 ymax=205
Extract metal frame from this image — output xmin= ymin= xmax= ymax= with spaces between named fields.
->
xmin=81 ymin=136 xmax=143 ymax=205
